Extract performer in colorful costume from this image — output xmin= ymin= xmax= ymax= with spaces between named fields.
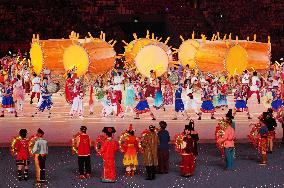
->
xmin=200 ymin=84 xmax=215 ymax=120
xmin=217 ymin=119 xmax=235 ymax=170
xmin=266 ymin=109 xmax=277 ymax=154
xmin=121 ymin=124 xmax=139 ymax=176
xmin=153 ymin=78 xmax=164 ymax=110
xmin=70 ymin=79 xmax=84 ymax=118
xmin=179 ymin=125 xmax=196 ymax=177
xmin=65 ymin=73 xmax=75 ymax=104
xmin=271 ymin=88 xmax=282 ymax=112
xmin=234 ymin=85 xmax=251 ymax=119
xmin=11 ymin=129 xmax=30 ymax=181
xmin=30 ymin=73 xmax=41 ymax=104
xmin=89 ymin=81 xmax=104 ymax=115
xmin=173 ymin=84 xmax=189 ymax=120
xmin=258 ymin=113 xmax=268 ymax=165
xmin=31 ymin=129 xmax=48 ymax=185
xmin=141 ymin=125 xmax=159 ymax=180
xmin=134 ymin=87 xmax=156 ymax=120
xmin=32 ymin=77 xmax=52 ymax=118
xmin=124 ymin=78 xmax=136 ymax=115
xmin=247 ymin=71 xmax=261 ymax=104
xmin=98 ymin=127 xmax=118 ymax=183
xmin=13 ymin=75 xmax=24 ymax=111
xmin=162 ymin=79 xmax=173 ymax=109
xmin=75 ymin=126 xmax=91 ymax=179
xmin=1 ymin=80 xmax=18 ymax=117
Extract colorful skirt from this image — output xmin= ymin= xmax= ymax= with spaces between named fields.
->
xmin=154 ymin=90 xmax=163 ymax=108
xmin=235 ymin=100 xmax=248 ymax=112
xmin=134 ymin=100 xmax=150 ymax=114
xmin=175 ymin=98 xmax=184 ymax=112
xmin=38 ymin=96 xmax=53 ymax=112
xmin=180 ymin=153 xmax=195 ymax=176
xmin=123 ymin=146 xmax=138 ymax=166
xmin=200 ymin=100 xmax=215 ymax=113
xmin=259 ymin=137 xmax=267 ymax=153
xmin=2 ymin=96 xmax=15 ymax=108
xmin=271 ymin=99 xmax=282 ymax=112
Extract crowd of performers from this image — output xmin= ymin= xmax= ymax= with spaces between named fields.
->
xmin=1 ymin=53 xmax=284 ymax=121
xmin=10 ymin=108 xmax=282 ymax=185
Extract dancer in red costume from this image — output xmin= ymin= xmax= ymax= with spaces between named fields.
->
xmin=65 ymin=73 xmax=75 ymax=104
xmin=99 ymin=127 xmax=118 ymax=183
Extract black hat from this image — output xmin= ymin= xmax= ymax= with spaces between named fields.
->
xmin=19 ymin=129 xmax=27 ymax=138
xmin=159 ymin=121 xmax=167 ymax=129
xmin=149 ymin=125 xmax=155 ymax=130
xmin=80 ymin=126 xmax=87 ymax=132
xmin=226 ymin=109 xmax=234 ymax=119
xmin=185 ymin=120 xmax=194 ymax=131
xmin=102 ymin=127 xmax=116 ymax=134
xmin=37 ymin=128 xmax=44 ymax=135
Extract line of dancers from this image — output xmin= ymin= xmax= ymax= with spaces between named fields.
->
xmin=1 ymin=55 xmax=284 ymax=121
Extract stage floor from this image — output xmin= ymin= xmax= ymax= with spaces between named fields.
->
xmin=0 ymin=93 xmax=282 ymax=146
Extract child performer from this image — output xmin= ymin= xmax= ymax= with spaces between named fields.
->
xmin=12 ymin=129 xmax=30 ymax=181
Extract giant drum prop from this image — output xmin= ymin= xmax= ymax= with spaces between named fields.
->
xmin=30 ymin=38 xmax=116 ymax=76
xmin=30 ymin=39 xmax=73 ymax=75
xmin=83 ymin=38 xmax=116 ymax=75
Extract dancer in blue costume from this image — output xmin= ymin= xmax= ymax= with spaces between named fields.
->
xmin=32 ymin=77 xmax=52 ymax=118
xmin=271 ymin=87 xmax=282 ymax=112
xmin=233 ymin=85 xmax=251 ymax=119
xmin=1 ymin=80 xmax=18 ymax=117
xmin=134 ymin=87 xmax=156 ymax=120
xmin=173 ymin=84 xmax=189 ymax=120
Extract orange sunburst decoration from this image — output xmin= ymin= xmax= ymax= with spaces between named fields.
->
xmin=123 ymin=30 xmax=172 ymax=78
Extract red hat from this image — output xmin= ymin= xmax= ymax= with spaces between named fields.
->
xmin=127 ymin=124 xmax=135 ymax=132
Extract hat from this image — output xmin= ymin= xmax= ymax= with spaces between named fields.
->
xmin=19 ymin=129 xmax=27 ymax=138
xmin=159 ymin=121 xmax=167 ymax=129
xmin=102 ymin=127 xmax=116 ymax=134
xmin=80 ymin=126 xmax=87 ymax=132
xmin=185 ymin=120 xmax=194 ymax=131
xmin=149 ymin=125 xmax=155 ymax=130
xmin=37 ymin=128 xmax=44 ymax=135
xmin=226 ymin=109 xmax=234 ymax=119
xmin=127 ymin=124 xmax=134 ymax=131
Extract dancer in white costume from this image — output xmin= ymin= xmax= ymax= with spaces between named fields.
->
xmin=184 ymin=80 xmax=199 ymax=118
xmin=70 ymin=79 xmax=84 ymax=118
